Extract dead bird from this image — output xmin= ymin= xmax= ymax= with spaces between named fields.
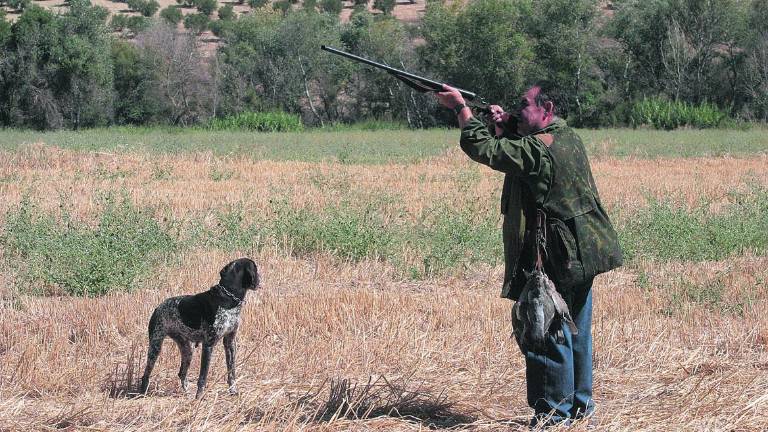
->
xmin=512 ymin=269 xmax=578 ymax=353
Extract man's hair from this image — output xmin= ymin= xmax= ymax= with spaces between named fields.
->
xmin=531 ymin=80 xmax=564 ymax=115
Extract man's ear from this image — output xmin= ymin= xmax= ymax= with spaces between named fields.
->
xmin=542 ymin=100 xmax=554 ymax=120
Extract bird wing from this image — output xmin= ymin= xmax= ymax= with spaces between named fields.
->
xmin=550 ymin=289 xmax=579 ymax=335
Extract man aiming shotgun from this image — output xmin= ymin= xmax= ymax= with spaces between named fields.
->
xmin=323 ymin=45 xmax=623 ymax=427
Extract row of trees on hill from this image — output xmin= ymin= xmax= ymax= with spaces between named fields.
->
xmin=0 ymin=0 xmax=766 ymax=130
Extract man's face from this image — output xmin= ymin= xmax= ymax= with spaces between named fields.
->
xmin=513 ymin=86 xmax=554 ymax=136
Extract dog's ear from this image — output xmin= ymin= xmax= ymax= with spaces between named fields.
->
xmin=220 ymin=261 xmax=235 ymax=280
xmin=243 ymin=260 xmax=258 ymax=289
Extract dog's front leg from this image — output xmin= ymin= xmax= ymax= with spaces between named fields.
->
xmin=195 ymin=343 xmax=214 ymax=399
xmin=223 ymin=333 xmax=237 ymax=395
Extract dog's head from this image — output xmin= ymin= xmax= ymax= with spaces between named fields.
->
xmin=219 ymin=258 xmax=260 ymax=291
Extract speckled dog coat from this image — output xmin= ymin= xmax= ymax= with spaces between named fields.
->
xmin=140 ymin=258 xmax=260 ymax=399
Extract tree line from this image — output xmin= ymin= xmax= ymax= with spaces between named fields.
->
xmin=0 ymin=0 xmax=766 ymax=130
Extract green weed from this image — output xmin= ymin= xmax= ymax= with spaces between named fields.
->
xmin=1 ymin=193 xmax=176 ymax=296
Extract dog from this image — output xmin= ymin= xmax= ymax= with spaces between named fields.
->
xmin=139 ymin=258 xmax=260 ymax=399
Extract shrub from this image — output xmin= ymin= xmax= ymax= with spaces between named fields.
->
xmin=126 ymin=15 xmax=151 ymax=33
xmin=629 ymin=97 xmax=728 ymax=130
xmin=207 ymin=111 xmax=304 ymax=132
xmin=218 ymin=4 xmax=235 ymax=20
xmin=138 ymin=0 xmax=160 ymax=17
xmin=160 ymin=6 xmax=183 ymax=25
xmin=124 ymin=0 xmax=156 ymax=17
xmin=319 ymin=0 xmax=341 ymax=14
xmin=195 ymin=0 xmax=218 ymax=16
xmin=247 ymin=0 xmax=267 ymax=8
xmin=1 ymin=194 xmax=176 ymax=296
xmin=273 ymin=0 xmax=291 ymax=13
xmin=7 ymin=0 xmax=31 ymax=11
xmin=184 ymin=12 xmax=210 ymax=34
xmin=373 ymin=0 xmax=394 ymax=15
xmin=618 ymin=187 xmax=768 ymax=262
xmin=110 ymin=13 xmax=130 ymax=31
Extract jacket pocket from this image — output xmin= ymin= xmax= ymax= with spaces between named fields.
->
xmin=545 ymin=217 xmax=587 ymax=288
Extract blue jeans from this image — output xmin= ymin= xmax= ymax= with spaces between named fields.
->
xmin=525 ymin=279 xmax=594 ymax=425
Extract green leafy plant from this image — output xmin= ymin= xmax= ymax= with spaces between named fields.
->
xmin=207 ymin=111 xmax=304 ymax=132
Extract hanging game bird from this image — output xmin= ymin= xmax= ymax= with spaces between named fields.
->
xmin=512 ymin=269 xmax=578 ymax=353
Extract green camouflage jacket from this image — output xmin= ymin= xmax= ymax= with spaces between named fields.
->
xmin=460 ymin=117 xmax=623 ymax=300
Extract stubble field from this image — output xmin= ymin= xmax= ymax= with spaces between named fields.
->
xmin=0 ymin=127 xmax=767 ymax=431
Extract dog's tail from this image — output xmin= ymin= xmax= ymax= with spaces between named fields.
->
xmin=148 ymin=308 xmax=160 ymax=339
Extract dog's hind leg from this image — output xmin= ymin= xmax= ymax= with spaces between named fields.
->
xmin=195 ymin=342 xmax=214 ymax=399
xmin=140 ymin=332 xmax=164 ymax=395
xmin=223 ymin=333 xmax=238 ymax=395
xmin=172 ymin=336 xmax=193 ymax=394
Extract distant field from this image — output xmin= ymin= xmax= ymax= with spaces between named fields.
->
xmin=0 ymin=126 xmax=766 ymax=163
xmin=1 ymin=129 xmax=767 ymax=430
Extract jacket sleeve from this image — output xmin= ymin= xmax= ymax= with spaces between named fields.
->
xmin=460 ymin=116 xmax=552 ymax=184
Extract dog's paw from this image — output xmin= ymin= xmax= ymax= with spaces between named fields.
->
xmin=228 ymin=386 xmax=239 ymax=396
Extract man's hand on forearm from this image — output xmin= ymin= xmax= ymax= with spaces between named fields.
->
xmin=435 ymin=85 xmax=472 ymax=128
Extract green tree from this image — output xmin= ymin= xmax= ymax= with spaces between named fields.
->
xmin=0 ymin=1 xmax=114 ymax=129
xmin=110 ymin=12 xmax=130 ymax=31
xmin=319 ymin=0 xmax=341 ymax=14
xmin=216 ymin=9 xmax=348 ymax=124
xmin=218 ymin=4 xmax=235 ymax=20
xmin=525 ymin=0 xmax=603 ymax=126
xmin=273 ymin=0 xmax=291 ymax=14
xmin=247 ymin=0 xmax=268 ymax=8
xmin=302 ymin=0 xmax=317 ymax=11
xmin=111 ymin=39 xmax=163 ymax=124
xmin=160 ymin=5 xmax=183 ymax=25
xmin=127 ymin=15 xmax=150 ymax=33
xmin=139 ymin=0 xmax=160 ymax=16
xmin=609 ymin=0 xmax=745 ymax=107
xmin=373 ymin=0 xmax=394 ymax=15
xmin=419 ymin=0 xmax=536 ymax=114
xmin=184 ymin=12 xmax=210 ymax=33
xmin=195 ymin=0 xmax=218 ymax=16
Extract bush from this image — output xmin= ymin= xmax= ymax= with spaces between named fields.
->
xmin=618 ymin=187 xmax=768 ymax=262
xmin=208 ymin=19 xmax=235 ymax=37
xmin=629 ymin=97 xmax=728 ymax=129
xmin=127 ymin=0 xmax=158 ymax=17
xmin=319 ymin=0 xmax=341 ymax=14
xmin=126 ymin=15 xmax=151 ymax=33
xmin=247 ymin=0 xmax=267 ymax=8
xmin=110 ymin=13 xmax=130 ymax=31
xmin=7 ymin=0 xmax=31 ymax=11
xmin=195 ymin=0 xmax=218 ymax=16
xmin=207 ymin=111 xmax=304 ymax=132
xmin=184 ymin=12 xmax=210 ymax=34
xmin=273 ymin=0 xmax=291 ymax=13
xmin=373 ymin=0 xmax=394 ymax=15
xmin=1 ymin=194 xmax=176 ymax=296
xmin=218 ymin=4 xmax=235 ymax=20
xmin=160 ymin=6 xmax=183 ymax=25
xmin=139 ymin=0 xmax=160 ymax=17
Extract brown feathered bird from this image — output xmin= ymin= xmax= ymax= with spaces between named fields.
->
xmin=512 ymin=269 xmax=578 ymax=353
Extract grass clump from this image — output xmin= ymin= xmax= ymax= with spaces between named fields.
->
xmin=1 ymin=194 xmax=176 ymax=296
xmin=619 ymin=187 xmax=768 ymax=262
xmin=629 ymin=97 xmax=728 ymax=130
xmin=207 ymin=111 xmax=304 ymax=132
xmin=408 ymin=204 xmax=500 ymax=278
xmin=271 ymin=201 xmax=395 ymax=262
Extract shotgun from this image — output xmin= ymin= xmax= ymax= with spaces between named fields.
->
xmin=321 ymin=45 xmax=490 ymax=113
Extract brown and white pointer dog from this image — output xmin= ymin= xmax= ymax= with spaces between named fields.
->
xmin=140 ymin=258 xmax=260 ymax=399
